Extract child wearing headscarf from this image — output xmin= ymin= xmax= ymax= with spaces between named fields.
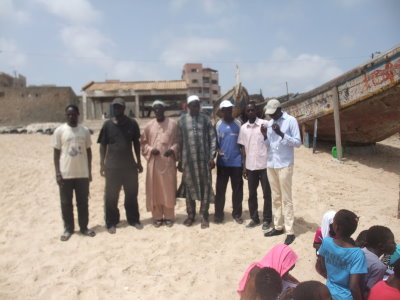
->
xmin=313 ymin=210 xmax=336 ymax=252
xmin=238 ymin=244 xmax=299 ymax=300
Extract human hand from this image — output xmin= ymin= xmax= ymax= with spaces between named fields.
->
xmin=272 ymin=123 xmax=284 ymax=138
xmin=151 ymin=148 xmax=160 ymax=155
xmin=209 ymin=159 xmax=215 ymax=170
xmin=260 ymin=124 xmax=267 ymax=138
xmin=56 ymin=173 xmax=64 ymax=186
xmin=242 ymin=169 xmax=248 ymax=180
xmin=164 ymin=149 xmax=174 ymax=157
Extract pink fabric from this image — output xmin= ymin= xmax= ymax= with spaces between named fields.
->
xmin=237 ymin=117 xmax=268 ymax=171
xmin=237 ymin=244 xmax=298 ymax=295
xmin=314 ymin=227 xmax=323 ymax=243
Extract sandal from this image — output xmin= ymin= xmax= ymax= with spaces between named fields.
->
xmin=164 ymin=220 xmax=174 ymax=227
xmin=60 ymin=231 xmax=72 ymax=241
xmin=81 ymin=229 xmax=96 ymax=237
xmin=153 ymin=219 xmax=163 ymax=228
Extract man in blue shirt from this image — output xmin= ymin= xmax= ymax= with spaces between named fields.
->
xmin=214 ymin=100 xmax=244 ymax=224
xmin=261 ymin=99 xmax=301 ymax=245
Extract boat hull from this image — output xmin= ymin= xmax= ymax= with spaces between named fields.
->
xmin=283 ymin=46 xmax=400 ymax=145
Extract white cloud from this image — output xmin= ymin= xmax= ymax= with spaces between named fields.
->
xmin=36 ymin=0 xmax=149 ymax=81
xmin=161 ymin=37 xmax=231 ymax=67
xmin=241 ymin=46 xmax=343 ymax=96
xmin=35 ymin=0 xmax=100 ymax=24
xmin=0 ymin=0 xmax=30 ymax=24
xmin=60 ymin=26 xmax=112 ymax=64
xmin=0 ymin=38 xmax=26 ymax=71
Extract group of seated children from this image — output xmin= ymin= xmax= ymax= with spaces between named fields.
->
xmin=237 ymin=208 xmax=400 ymax=300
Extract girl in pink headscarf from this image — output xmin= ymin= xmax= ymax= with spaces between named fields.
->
xmin=238 ymin=244 xmax=299 ymax=300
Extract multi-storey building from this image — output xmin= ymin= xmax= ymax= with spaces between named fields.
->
xmin=181 ymin=63 xmax=220 ymax=105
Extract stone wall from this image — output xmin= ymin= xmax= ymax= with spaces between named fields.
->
xmin=0 ymin=86 xmax=79 ymax=125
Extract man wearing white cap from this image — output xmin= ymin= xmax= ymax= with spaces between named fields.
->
xmin=214 ymin=100 xmax=244 ymax=224
xmin=141 ymin=100 xmax=178 ymax=228
xmin=177 ymin=95 xmax=216 ymax=229
xmin=261 ymin=99 xmax=301 ymax=245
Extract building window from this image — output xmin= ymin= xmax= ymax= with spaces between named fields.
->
xmin=191 ymin=68 xmax=198 ymax=72
xmin=203 ymin=77 xmax=210 ymax=83
xmin=211 ymin=80 xmax=218 ymax=84
xmin=192 ymin=79 xmax=198 ymax=84
xmin=212 ymin=90 xmax=218 ymax=95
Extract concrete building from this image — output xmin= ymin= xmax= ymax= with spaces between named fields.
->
xmin=81 ymin=63 xmax=221 ymax=120
xmin=0 ymin=72 xmax=78 ymax=125
xmin=181 ymin=63 xmax=220 ymax=105
xmin=0 ymin=72 xmax=27 ymax=88
xmin=81 ymin=80 xmax=188 ymax=120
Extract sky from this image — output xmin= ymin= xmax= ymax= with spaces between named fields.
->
xmin=0 ymin=0 xmax=399 ymax=97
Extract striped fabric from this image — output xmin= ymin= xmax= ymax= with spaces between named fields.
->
xmin=177 ymin=113 xmax=216 ymax=206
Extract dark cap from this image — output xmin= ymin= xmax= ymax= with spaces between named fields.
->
xmin=112 ymin=97 xmax=125 ymax=107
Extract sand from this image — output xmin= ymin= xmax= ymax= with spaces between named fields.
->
xmin=0 ymin=122 xmax=399 ymax=300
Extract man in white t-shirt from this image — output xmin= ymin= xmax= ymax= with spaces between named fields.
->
xmin=53 ymin=105 xmax=95 ymax=241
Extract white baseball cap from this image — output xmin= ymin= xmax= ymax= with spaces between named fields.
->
xmin=219 ymin=100 xmax=233 ymax=109
xmin=264 ymin=99 xmax=281 ymax=115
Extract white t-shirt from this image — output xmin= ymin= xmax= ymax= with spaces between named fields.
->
xmin=52 ymin=123 xmax=92 ymax=179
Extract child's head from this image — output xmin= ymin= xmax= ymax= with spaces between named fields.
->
xmin=255 ymin=267 xmax=282 ymax=300
xmin=366 ymin=226 xmax=396 ymax=255
xmin=355 ymin=230 xmax=368 ymax=248
xmin=293 ymin=281 xmax=331 ymax=300
xmin=333 ymin=209 xmax=359 ymax=238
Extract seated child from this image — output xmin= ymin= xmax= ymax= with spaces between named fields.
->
xmin=368 ymin=258 xmax=400 ymax=300
xmin=313 ymin=210 xmax=336 ymax=252
xmin=355 ymin=230 xmax=368 ymax=248
xmin=254 ymin=267 xmax=283 ymax=300
xmin=291 ymin=280 xmax=332 ymax=300
xmin=317 ymin=209 xmax=367 ymax=300
xmin=361 ymin=225 xmax=396 ymax=299
xmin=238 ymin=244 xmax=299 ymax=300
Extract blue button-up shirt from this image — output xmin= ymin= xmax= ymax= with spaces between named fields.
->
xmin=264 ymin=112 xmax=301 ymax=168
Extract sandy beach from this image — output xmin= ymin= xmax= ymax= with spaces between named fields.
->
xmin=0 ymin=122 xmax=399 ymax=300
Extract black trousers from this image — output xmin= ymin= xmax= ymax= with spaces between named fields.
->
xmin=247 ymin=169 xmax=272 ymax=223
xmin=104 ymin=168 xmax=139 ymax=228
xmin=215 ymin=166 xmax=243 ymax=220
xmin=59 ymin=178 xmax=89 ymax=233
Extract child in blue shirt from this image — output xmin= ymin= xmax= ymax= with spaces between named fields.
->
xmin=318 ymin=209 xmax=367 ymax=300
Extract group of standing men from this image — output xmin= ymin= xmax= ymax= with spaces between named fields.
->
xmin=53 ymin=94 xmax=301 ymax=245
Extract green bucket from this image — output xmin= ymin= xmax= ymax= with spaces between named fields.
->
xmin=332 ymin=146 xmax=345 ymax=158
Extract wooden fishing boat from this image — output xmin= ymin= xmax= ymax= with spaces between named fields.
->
xmin=213 ymin=83 xmax=249 ymax=121
xmin=282 ymin=45 xmax=400 ymax=145
xmin=213 ymin=83 xmax=267 ymax=122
